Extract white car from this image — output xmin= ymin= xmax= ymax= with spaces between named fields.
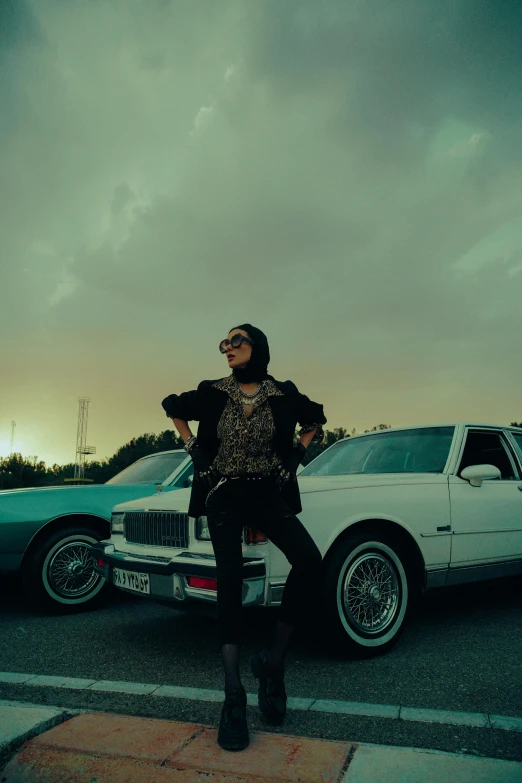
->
xmin=93 ymin=423 xmax=522 ymax=656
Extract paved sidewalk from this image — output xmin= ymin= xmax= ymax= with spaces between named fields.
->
xmin=1 ymin=700 xmax=521 ymax=782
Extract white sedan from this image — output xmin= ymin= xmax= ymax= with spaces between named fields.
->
xmin=93 ymin=423 xmax=522 ymax=657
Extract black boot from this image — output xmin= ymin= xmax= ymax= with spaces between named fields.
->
xmin=250 ymin=649 xmax=287 ymax=724
xmin=217 ymin=686 xmax=249 ymax=751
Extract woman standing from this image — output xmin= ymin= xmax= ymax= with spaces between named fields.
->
xmin=162 ymin=324 xmax=326 ymax=751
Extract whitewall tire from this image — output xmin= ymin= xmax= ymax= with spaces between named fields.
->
xmin=22 ymin=527 xmax=108 ymax=612
xmin=324 ymin=531 xmax=411 ymax=657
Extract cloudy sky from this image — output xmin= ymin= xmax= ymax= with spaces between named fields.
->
xmin=1 ymin=0 xmax=522 ymax=467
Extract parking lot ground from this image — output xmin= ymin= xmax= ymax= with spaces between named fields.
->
xmin=2 ymin=572 xmax=521 ymax=764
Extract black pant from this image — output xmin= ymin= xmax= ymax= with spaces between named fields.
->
xmin=206 ymin=475 xmax=322 ymax=647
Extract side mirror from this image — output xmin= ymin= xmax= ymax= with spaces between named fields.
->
xmin=184 ymin=474 xmax=194 ymax=488
xmin=460 ymin=464 xmax=501 ymax=487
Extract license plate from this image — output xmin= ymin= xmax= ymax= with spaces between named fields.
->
xmin=113 ymin=568 xmax=150 ymax=594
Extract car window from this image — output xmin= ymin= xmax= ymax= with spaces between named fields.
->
xmin=169 ymin=462 xmax=194 ymax=488
xmin=105 ymin=452 xmax=186 ymax=485
xmin=458 ymin=431 xmax=518 ymax=480
xmin=300 ymin=427 xmax=454 ymax=477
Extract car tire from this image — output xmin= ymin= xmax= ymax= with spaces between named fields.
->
xmin=22 ymin=527 xmax=108 ymax=613
xmin=323 ymin=530 xmax=411 ymax=658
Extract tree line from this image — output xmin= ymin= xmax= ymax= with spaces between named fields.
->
xmin=0 ymin=430 xmax=182 ymax=490
xmin=0 ymin=425 xmax=368 ymax=490
xmin=1 ymin=422 xmax=520 ymax=490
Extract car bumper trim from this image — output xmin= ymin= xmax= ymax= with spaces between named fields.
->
xmin=92 ymin=542 xmax=266 ymax=607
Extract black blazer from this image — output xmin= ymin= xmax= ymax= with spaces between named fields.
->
xmin=165 ymin=378 xmax=326 ymax=518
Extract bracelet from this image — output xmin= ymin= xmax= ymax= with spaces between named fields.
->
xmin=184 ymin=436 xmax=197 ymax=453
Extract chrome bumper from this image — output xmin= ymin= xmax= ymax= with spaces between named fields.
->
xmin=92 ymin=542 xmax=266 ymax=607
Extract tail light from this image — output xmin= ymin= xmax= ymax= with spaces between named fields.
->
xmin=244 ymin=526 xmax=267 ymax=545
xmin=187 ymin=576 xmax=218 ymax=590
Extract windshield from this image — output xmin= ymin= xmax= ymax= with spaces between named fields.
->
xmin=105 ymin=452 xmax=186 ymax=485
xmin=300 ymin=427 xmax=455 ymax=477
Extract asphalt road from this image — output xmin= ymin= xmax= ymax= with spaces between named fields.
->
xmin=1 ymin=573 xmax=521 ymax=761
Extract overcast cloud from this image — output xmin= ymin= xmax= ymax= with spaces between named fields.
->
xmin=1 ymin=0 xmax=522 ymax=465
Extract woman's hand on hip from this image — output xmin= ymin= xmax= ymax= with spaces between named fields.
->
xmin=189 ymin=443 xmax=215 ymax=490
xmin=288 ymin=443 xmax=307 ymax=474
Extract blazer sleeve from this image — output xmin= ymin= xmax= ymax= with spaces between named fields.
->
xmin=161 ymin=388 xmax=200 ymax=421
xmin=290 ymin=382 xmax=327 ymax=443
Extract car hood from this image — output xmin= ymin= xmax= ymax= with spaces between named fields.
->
xmin=0 ymin=483 xmax=166 ymax=520
xmin=112 ymin=473 xmax=444 ymax=514
xmin=0 ymin=484 xmax=157 ymax=498
xmin=113 ymin=488 xmax=193 ymax=513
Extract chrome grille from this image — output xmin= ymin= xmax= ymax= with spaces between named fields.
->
xmin=124 ymin=512 xmax=189 ymax=548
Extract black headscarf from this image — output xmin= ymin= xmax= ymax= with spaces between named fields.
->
xmin=230 ymin=323 xmax=270 ymax=383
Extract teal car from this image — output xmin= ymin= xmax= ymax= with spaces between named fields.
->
xmin=0 ymin=450 xmax=194 ymax=612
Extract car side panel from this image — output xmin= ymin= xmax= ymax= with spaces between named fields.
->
xmin=0 ymin=518 xmax=52 ymax=571
xmin=0 ymin=485 xmax=172 ymax=568
xmin=267 ymin=478 xmax=452 ymax=583
xmin=0 ymin=553 xmax=24 ymax=572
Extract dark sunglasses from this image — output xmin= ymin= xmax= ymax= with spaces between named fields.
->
xmin=219 ymin=334 xmax=254 ymax=354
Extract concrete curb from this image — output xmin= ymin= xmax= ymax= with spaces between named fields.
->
xmin=0 ymin=700 xmax=80 ymax=771
xmin=2 ymin=671 xmax=521 ymax=733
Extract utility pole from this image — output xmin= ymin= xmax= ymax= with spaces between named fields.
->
xmin=73 ymin=398 xmax=96 ymax=482
xmin=10 ymin=421 xmax=16 ymax=454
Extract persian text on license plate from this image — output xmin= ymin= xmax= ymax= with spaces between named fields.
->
xmin=113 ymin=568 xmax=150 ymax=594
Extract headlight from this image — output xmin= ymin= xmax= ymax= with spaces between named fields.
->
xmin=111 ymin=512 xmax=125 ymax=533
xmin=196 ymin=516 xmax=211 ymax=540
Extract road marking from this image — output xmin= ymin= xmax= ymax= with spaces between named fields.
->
xmin=15 ymin=674 xmax=97 ymax=690
xmin=400 ymin=706 xmax=489 ymax=728
xmin=89 ymin=680 xmax=159 ymax=695
xmin=1 ymin=671 xmax=521 ymax=733
xmin=311 ymin=699 xmax=399 ymax=719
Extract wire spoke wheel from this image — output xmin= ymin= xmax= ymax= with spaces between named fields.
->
xmin=24 ymin=527 xmax=108 ymax=610
xmin=324 ymin=533 xmax=412 ymax=656
xmin=343 ymin=552 xmax=399 ymax=634
xmin=47 ymin=541 xmax=99 ymax=599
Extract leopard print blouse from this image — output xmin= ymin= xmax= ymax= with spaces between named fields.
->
xmin=210 ymin=375 xmax=323 ymax=477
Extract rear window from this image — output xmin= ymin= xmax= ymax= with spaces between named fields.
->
xmin=300 ymin=427 xmax=455 ymax=477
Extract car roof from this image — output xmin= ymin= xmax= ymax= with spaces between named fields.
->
xmin=338 ymin=423 xmax=522 ymax=442
xmin=137 ymin=449 xmax=185 ymax=461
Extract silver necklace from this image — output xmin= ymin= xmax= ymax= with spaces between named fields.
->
xmin=237 ymin=380 xmax=263 ymax=403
